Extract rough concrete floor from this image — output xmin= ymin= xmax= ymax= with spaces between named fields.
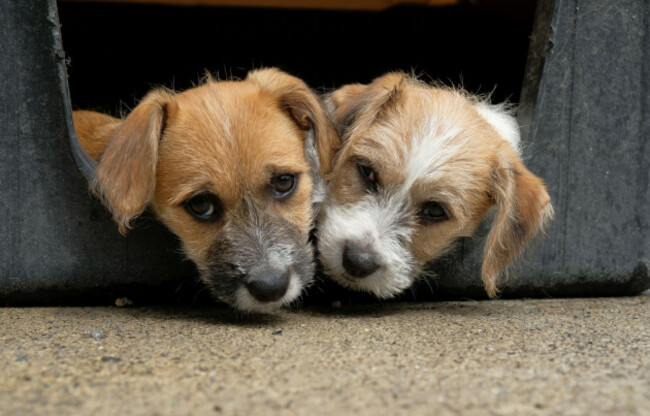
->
xmin=0 ymin=296 xmax=648 ymax=416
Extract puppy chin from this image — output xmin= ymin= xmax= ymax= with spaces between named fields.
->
xmin=196 ymin=242 xmax=313 ymax=313
xmin=232 ymin=275 xmax=304 ymax=313
xmin=317 ymin=192 xmax=417 ymax=299
xmin=323 ymin=263 xmax=417 ymax=299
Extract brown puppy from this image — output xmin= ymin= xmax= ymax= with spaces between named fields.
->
xmin=74 ymin=68 xmax=337 ymax=312
xmin=317 ymin=72 xmax=553 ymax=298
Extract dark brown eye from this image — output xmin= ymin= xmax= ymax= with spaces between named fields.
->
xmin=419 ymin=201 xmax=450 ymax=223
xmin=184 ymin=193 xmax=223 ymax=222
xmin=272 ymin=174 xmax=297 ymax=199
xmin=357 ymin=161 xmax=379 ymax=191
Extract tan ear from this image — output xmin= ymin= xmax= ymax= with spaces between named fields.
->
xmin=482 ymin=144 xmax=554 ymax=297
xmin=247 ymin=68 xmax=339 ymax=176
xmin=327 ymin=72 xmax=408 ymax=140
xmin=72 ymin=110 xmax=122 ymax=161
xmin=93 ymin=89 xmax=173 ymax=235
xmin=325 ymin=83 xmax=367 ymax=137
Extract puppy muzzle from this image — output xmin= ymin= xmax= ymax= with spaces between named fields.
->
xmin=317 ymin=190 xmax=417 ymax=298
xmin=203 ymin=207 xmax=314 ymax=312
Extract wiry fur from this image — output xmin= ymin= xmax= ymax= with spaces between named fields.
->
xmin=319 ymin=188 xmax=415 ymax=298
xmin=73 ymin=68 xmax=336 ymax=312
xmin=318 ymin=72 xmax=553 ymax=298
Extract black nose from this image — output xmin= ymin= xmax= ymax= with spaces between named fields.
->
xmin=342 ymin=241 xmax=380 ymax=278
xmin=245 ymin=270 xmax=290 ymax=302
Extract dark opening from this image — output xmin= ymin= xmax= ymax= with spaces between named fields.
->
xmin=57 ymin=1 xmax=537 ymax=304
xmin=58 ymin=2 xmax=535 ymax=113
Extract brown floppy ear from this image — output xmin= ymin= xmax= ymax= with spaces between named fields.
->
xmin=246 ymin=68 xmax=339 ymax=177
xmin=325 ymin=83 xmax=367 ymax=136
xmin=326 ymin=72 xmax=408 ymax=141
xmin=482 ymin=143 xmax=554 ymax=297
xmin=72 ymin=110 xmax=122 ymax=161
xmin=92 ymin=89 xmax=173 ymax=235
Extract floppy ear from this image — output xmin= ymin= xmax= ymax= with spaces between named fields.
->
xmin=481 ymin=141 xmax=553 ymax=298
xmin=92 ymin=89 xmax=173 ymax=235
xmin=73 ymin=110 xmax=122 ymax=161
xmin=326 ymin=72 xmax=408 ymax=141
xmin=325 ymin=83 xmax=367 ymax=136
xmin=246 ymin=68 xmax=339 ymax=177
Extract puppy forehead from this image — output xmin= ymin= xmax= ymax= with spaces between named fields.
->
xmin=157 ymin=82 xmax=309 ymax=200
xmin=343 ymin=87 xmax=497 ymax=204
xmin=173 ymin=80 xmax=302 ymax=143
xmin=349 ymin=89 xmax=474 ymax=173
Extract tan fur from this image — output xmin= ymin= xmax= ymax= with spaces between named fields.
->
xmin=247 ymin=68 xmax=340 ymax=176
xmin=481 ymin=143 xmax=554 ymax=297
xmin=92 ymin=90 xmax=173 ymax=234
xmin=323 ymin=72 xmax=553 ymax=297
xmin=73 ymin=69 xmax=334 ymax=295
xmin=72 ymin=110 xmax=121 ymax=161
xmin=151 ymin=79 xmax=315 ymax=261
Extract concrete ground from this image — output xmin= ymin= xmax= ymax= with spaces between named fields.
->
xmin=0 ymin=296 xmax=648 ymax=416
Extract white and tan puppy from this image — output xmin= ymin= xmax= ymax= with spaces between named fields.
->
xmin=317 ymin=72 xmax=552 ymax=298
xmin=73 ymin=68 xmax=338 ymax=312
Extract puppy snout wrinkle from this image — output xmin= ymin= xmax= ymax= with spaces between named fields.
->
xmin=342 ymin=241 xmax=380 ymax=278
xmin=245 ymin=270 xmax=290 ymax=302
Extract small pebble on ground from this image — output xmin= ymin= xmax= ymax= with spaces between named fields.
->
xmin=91 ymin=330 xmax=107 ymax=340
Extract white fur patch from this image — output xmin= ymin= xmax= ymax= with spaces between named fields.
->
xmin=474 ymin=102 xmax=521 ymax=153
xmin=266 ymin=243 xmax=295 ymax=271
xmin=403 ymin=117 xmax=463 ymax=186
xmin=318 ymin=191 xmax=415 ymax=298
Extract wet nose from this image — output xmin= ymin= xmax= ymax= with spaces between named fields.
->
xmin=245 ymin=270 xmax=290 ymax=302
xmin=342 ymin=241 xmax=380 ymax=278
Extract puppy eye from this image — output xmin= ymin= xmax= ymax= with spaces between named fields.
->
xmin=184 ymin=193 xmax=223 ymax=222
xmin=419 ymin=201 xmax=450 ymax=223
xmin=272 ymin=174 xmax=297 ymax=199
xmin=357 ymin=161 xmax=379 ymax=191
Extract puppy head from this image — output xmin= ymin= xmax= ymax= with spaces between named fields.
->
xmin=318 ymin=72 xmax=553 ymax=298
xmin=83 ymin=68 xmax=337 ymax=312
